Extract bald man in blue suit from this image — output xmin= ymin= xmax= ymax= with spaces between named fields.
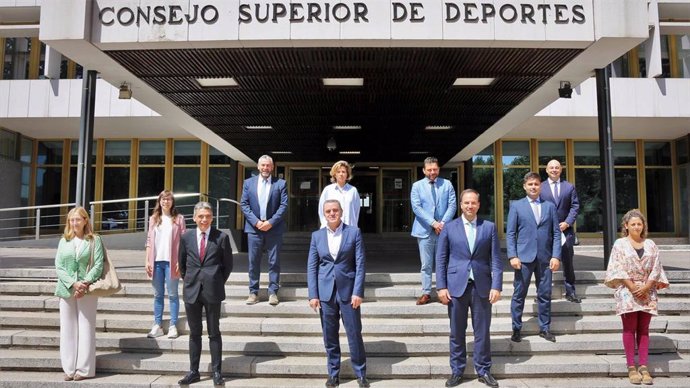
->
xmin=507 ymin=172 xmax=561 ymax=343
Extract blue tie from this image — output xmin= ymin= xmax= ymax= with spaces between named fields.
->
xmin=259 ymin=178 xmax=269 ymax=220
xmin=467 ymin=221 xmax=475 ymax=281
xmin=430 ymin=180 xmax=439 ymax=219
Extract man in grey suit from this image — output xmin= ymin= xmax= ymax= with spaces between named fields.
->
xmin=178 ymin=202 xmax=233 ymax=386
xmin=240 ymin=155 xmax=288 ymax=305
xmin=307 ymin=199 xmax=369 ymax=388
xmin=506 ymin=172 xmax=561 ymax=343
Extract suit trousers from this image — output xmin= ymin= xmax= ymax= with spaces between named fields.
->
xmin=417 ymin=234 xmax=438 ymax=295
xmin=185 ymin=291 xmax=223 ymax=373
xmin=247 ymin=231 xmax=282 ymax=294
xmin=59 ymin=295 xmax=98 ymax=378
xmin=448 ymin=281 xmax=492 ymax=377
xmin=561 ymin=234 xmax=577 ymax=296
xmin=511 ymin=260 xmax=553 ymax=332
xmin=319 ymin=289 xmax=367 ymax=378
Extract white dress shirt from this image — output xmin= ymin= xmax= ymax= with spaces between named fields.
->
xmin=154 ymin=215 xmax=173 ymax=262
xmin=461 ymin=214 xmax=476 ymax=280
xmin=326 ymin=222 xmax=344 ymax=260
xmin=318 ymin=183 xmax=361 ymax=228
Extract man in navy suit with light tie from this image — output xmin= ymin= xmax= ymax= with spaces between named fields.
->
xmin=437 ymin=189 xmax=502 ymax=388
xmin=540 ymin=159 xmax=581 ymax=303
xmin=307 ymin=199 xmax=369 ymax=388
xmin=507 ymin=172 xmax=561 ymax=343
xmin=240 ymin=155 xmax=288 ymax=306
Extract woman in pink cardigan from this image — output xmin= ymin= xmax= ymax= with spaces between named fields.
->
xmin=145 ymin=190 xmax=186 ymax=338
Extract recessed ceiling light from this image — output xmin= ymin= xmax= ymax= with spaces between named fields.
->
xmin=453 ymin=78 xmax=495 ymax=86
xmin=196 ymin=77 xmax=238 ymax=88
xmin=425 ymin=125 xmax=453 ymax=131
xmin=409 ymin=151 xmax=429 ymax=154
xmin=339 ymin=151 xmax=361 ymax=155
xmin=333 ymin=125 xmax=362 ymax=130
xmin=323 ymin=78 xmax=364 ymax=86
xmin=244 ymin=125 xmax=273 ymax=131
xmin=271 ymin=151 xmax=292 ymax=155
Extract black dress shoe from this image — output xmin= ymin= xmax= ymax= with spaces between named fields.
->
xmin=357 ymin=377 xmax=370 ymax=387
xmin=325 ymin=375 xmax=339 ymax=387
xmin=445 ymin=374 xmax=463 ymax=387
xmin=539 ymin=330 xmax=556 ymax=342
xmin=478 ymin=372 xmax=499 ymax=387
xmin=511 ymin=329 xmax=521 ymax=342
xmin=178 ymin=371 xmax=200 ymax=385
xmin=566 ymin=294 xmax=582 ymax=303
xmin=212 ymin=372 xmax=225 ymax=386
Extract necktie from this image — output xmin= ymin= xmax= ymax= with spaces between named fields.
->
xmin=430 ymin=180 xmax=438 ymax=219
xmin=532 ymin=200 xmax=541 ymax=224
xmin=554 ymin=181 xmax=560 ymax=201
xmin=259 ymin=179 xmax=268 ymax=220
xmin=199 ymin=232 xmax=206 ymax=262
xmin=467 ymin=222 xmax=475 ymax=253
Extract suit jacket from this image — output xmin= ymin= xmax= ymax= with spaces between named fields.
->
xmin=179 ymin=227 xmax=233 ymax=304
xmin=410 ymin=177 xmax=457 ymax=238
xmin=240 ymin=175 xmax=288 ymax=234
xmin=307 ymin=224 xmax=366 ymax=303
xmin=145 ymin=213 xmax=186 ymax=279
xmin=506 ymin=198 xmax=561 ymax=263
xmin=540 ymin=179 xmax=579 ymax=237
xmin=54 ymin=236 xmax=104 ymax=299
xmin=436 ymin=218 xmax=503 ymax=298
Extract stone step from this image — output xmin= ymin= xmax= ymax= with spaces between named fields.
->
xmin=3 ymin=329 xmax=689 ymax=356
xmin=1 ymin=349 xmax=689 ymax=378
xmin=2 ymin=311 xmax=689 ymax=336
xmin=3 ymin=280 xmax=689 ymax=300
xmin=3 ymin=295 xmax=689 ymax=318
xmin=5 ymin=372 xmax=690 ymax=388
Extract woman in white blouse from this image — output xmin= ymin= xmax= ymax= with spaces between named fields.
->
xmin=318 ymin=160 xmax=361 ymax=228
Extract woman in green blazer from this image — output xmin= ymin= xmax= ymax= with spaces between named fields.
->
xmin=54 ymin=206 xmax=103 ymax=381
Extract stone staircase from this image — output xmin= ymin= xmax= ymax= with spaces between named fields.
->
xmin=1 ymin=267 xmax=690 ymax=387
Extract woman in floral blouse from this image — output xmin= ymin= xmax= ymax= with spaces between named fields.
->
xmin=605 ymin=209 xmax=669 ymax=385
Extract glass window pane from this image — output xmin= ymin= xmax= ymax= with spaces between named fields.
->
xmin=289 ymin=169 xmax=320 ymax=232
xmin=0 ymin=129 xmax=17 ymax=160
xmin=382 ymin=169 xmax=411 ymax=232
xmin=574 ymin=142 xmax=600 ymax=165
xmin=503 ymin=167 xmax=531 ymax=228
xmin=209 ymin=167 xmax=233 ymax=229
xmin=678 ymin=166 xmax=689 ymax=236
xmin=209 ymin=146 xmax=232 ymax=164
xmin=174 ymin=140 xmax=201 ymax=164
xmin=34 ymin=167 xmax=62 ymax=232
xmin=20 ymin=137 xmax=33 ymax=164
xmin=472 ymin=167 xmax=494 ymax=222
xmin=615 ymin=169 xmax=639 ymax=226
xmin=173 ymin=167 xmax=200 ymax=223
xmin=37 ymin=141 xmax=63 ymax=165
xmin=502 ymin=141 xmax=530 ymax=166
xmin=645 ymin=169 xmax=674 ymax=232
xmin=137 ymin=167 xmax=166 ymax=228
xmin=70 ymin=140 xmax=97 ymax=165
xmin=575 ymin=168 xmax=602 ymax=232
xmin=472 ymin=145 xmax=494 ymax=165
xmin=614 ymin=141 xmax=637 ymax=166
xmin=676 ymin=34 xmax=690 ymax=78
xmin=538 ymin=141 xmax=565 ymax=166
xmin=101 ymin=167 xmax=130 ymax=230
xmin=139 ymin=141 xmax=165 ymax=165
xmin=68 ymin=166 xmax=96 ymax=204
xmin=104 ymin=140 xmax=131 ymax=164
xmin=644 ymin=142 xmax=672 ymax=166
xmin=676 ymin=137 xmax=688 ymax=164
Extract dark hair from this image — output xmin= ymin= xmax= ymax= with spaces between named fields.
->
xmin=523 ymin=171 xmax=541 ymax=183
xmin=620 ymin=208 xmax=648 ymax=239
xmin=459 ymin=188 xmax=480 ymax=202
xmin=151 ymin=190 xmax=179 ymax=226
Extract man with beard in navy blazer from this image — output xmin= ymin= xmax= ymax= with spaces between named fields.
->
xmin=507 ymin=172 xmax=561 ymax=344
xmin=178 ymin=202 xmax=233 ymax=386
xmin=436 ymin=189 xmax=502 ymax=388
xmin=307 ymin=199 xmax=369 ymax=388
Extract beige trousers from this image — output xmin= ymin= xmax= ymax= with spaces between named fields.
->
xmin=59 ymin=294 xmax=98 ymax=378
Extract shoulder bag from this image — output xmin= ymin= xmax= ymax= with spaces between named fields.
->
xmin=87 ymin=236 xmax=122 ymax=297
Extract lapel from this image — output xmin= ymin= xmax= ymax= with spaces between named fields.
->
xmin=552 ymin=180 xmax=562 ymax=207
xmin=198 ymin=227 xmax=213 ymax=263
xmin=318 ymin=228 xmax=333 ymax=261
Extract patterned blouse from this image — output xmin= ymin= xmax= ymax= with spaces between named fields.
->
xmin=604 ymin=238 xmax=669 ymax=316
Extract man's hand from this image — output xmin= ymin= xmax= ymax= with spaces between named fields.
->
xmin=489 ymin=289 xmax=501 ymax=304
xmin=549 ymin=258 xmax=560 ymax=271
xmin=509 ymin=257 xmax=521 ymax=270
xmin=351 ymin=295 xmax=363 ymax=309
xmin=257 ymin=221 xmax=273 ymax=232
xmin=432 ymin=221 xmax=443 ymax=235
xmin=309 ymin=298 xmax=321 ymax=312
xmin=437 ymin=289 xmax=450 ymax=305
xmin=559 ymin=222 xmax=569 ymax=232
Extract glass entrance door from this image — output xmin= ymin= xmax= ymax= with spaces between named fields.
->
xmin=289 ymin=168 xmax=320 ymax=232
xmin=349 ymin=173 xmax=377 ymax=233
xmin=382 ymin=169 xmax=412 ymax=232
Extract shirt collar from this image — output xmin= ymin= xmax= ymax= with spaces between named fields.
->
xmin=197 ymin=228 xmax=210 ymax=238
xmin=327 ymin=222 xmax=344 ymax=235
xmin=528 ymin=196 xmax=541 ymax=203
xmin=549 ymin=178 xmax=560 ymax=184
xmin=334 ymin=183 xmax=349 ymax=192
xmin=461 ymin=214 xmax=476 ymax=227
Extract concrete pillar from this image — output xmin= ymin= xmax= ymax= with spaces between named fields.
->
xmin=43 ymin=45 xmax=62 ymax=79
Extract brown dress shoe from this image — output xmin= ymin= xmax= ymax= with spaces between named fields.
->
xmin=416 ymin=294 xmax=431 ymax=305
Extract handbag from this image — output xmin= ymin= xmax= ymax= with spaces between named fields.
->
xmin=86 ymin=236 xmax=122 ymax=297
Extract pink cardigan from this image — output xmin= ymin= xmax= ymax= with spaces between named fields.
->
xmin=146 ymin=213 xmax=186 ymax=279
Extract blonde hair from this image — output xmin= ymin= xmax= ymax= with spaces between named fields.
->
xmin=63 ymin=206 xmax=95 ymax=241
xmin=330 ymin=160 xmax=353 ymax=183
xmin=620 ymin=208 xmax=648 ymax=239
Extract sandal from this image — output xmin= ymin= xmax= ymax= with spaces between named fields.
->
xmin=638 ymin=366 xmax=653 ymax=385
xmin=628 ymin=366 xmax=642 ymax=385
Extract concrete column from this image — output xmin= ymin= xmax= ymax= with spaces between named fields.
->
xmin=43 ymin=45 xmax=62 ymax=79
xmin=645 ymin=0 xmax=662 ymax=78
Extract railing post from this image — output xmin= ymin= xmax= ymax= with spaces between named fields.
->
xmin=215 ymin=198 xmax=220 ymax=229
xmin=144 ymin=200 xmax=149 ymax=232
xmin=35 ymin=208 xmax=41 ymax=240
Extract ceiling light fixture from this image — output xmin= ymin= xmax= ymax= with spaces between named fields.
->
xmin=453 ymin=78 xmax=495 ymax=86
xmin=196 ymin=77 xmax=238 ymax=88
xmin=244 ymin=125 xmax=273 ymax=131
xmin=327 ymin=137 xmax=337 ymax=152
xmin=333 ymin=125 xmax=362 ymax=130
xmin=271 ymin=151 xmax=292 ymax=155
xmin=339 ymin=151 xmax=361 ymax=155
xmin=323 ymin=78 xmax=364 ymax=86
xmin=425 ymin=125 xmax=453 ymax=131
xmin=409 ymin=151 xmax=429 ymax=154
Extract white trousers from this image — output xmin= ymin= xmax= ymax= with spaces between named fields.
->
xmin=59 ymin=295 xmax=98 ymax=378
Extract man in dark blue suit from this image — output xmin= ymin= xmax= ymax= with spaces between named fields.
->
xmin=178 ymin=202 xmax=233 ymax=386
xmin=437 ymin=189 xmax=502 ymax=388
xmin=240 ymin=155 xmax=288 ymax=305
xmin=307 ymin=199 xmax=369 ymax=388
xmin=507 ymin=172 xmax=561 ymax=343
xmin=540 ymin=159 xmax=581 ymax=303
